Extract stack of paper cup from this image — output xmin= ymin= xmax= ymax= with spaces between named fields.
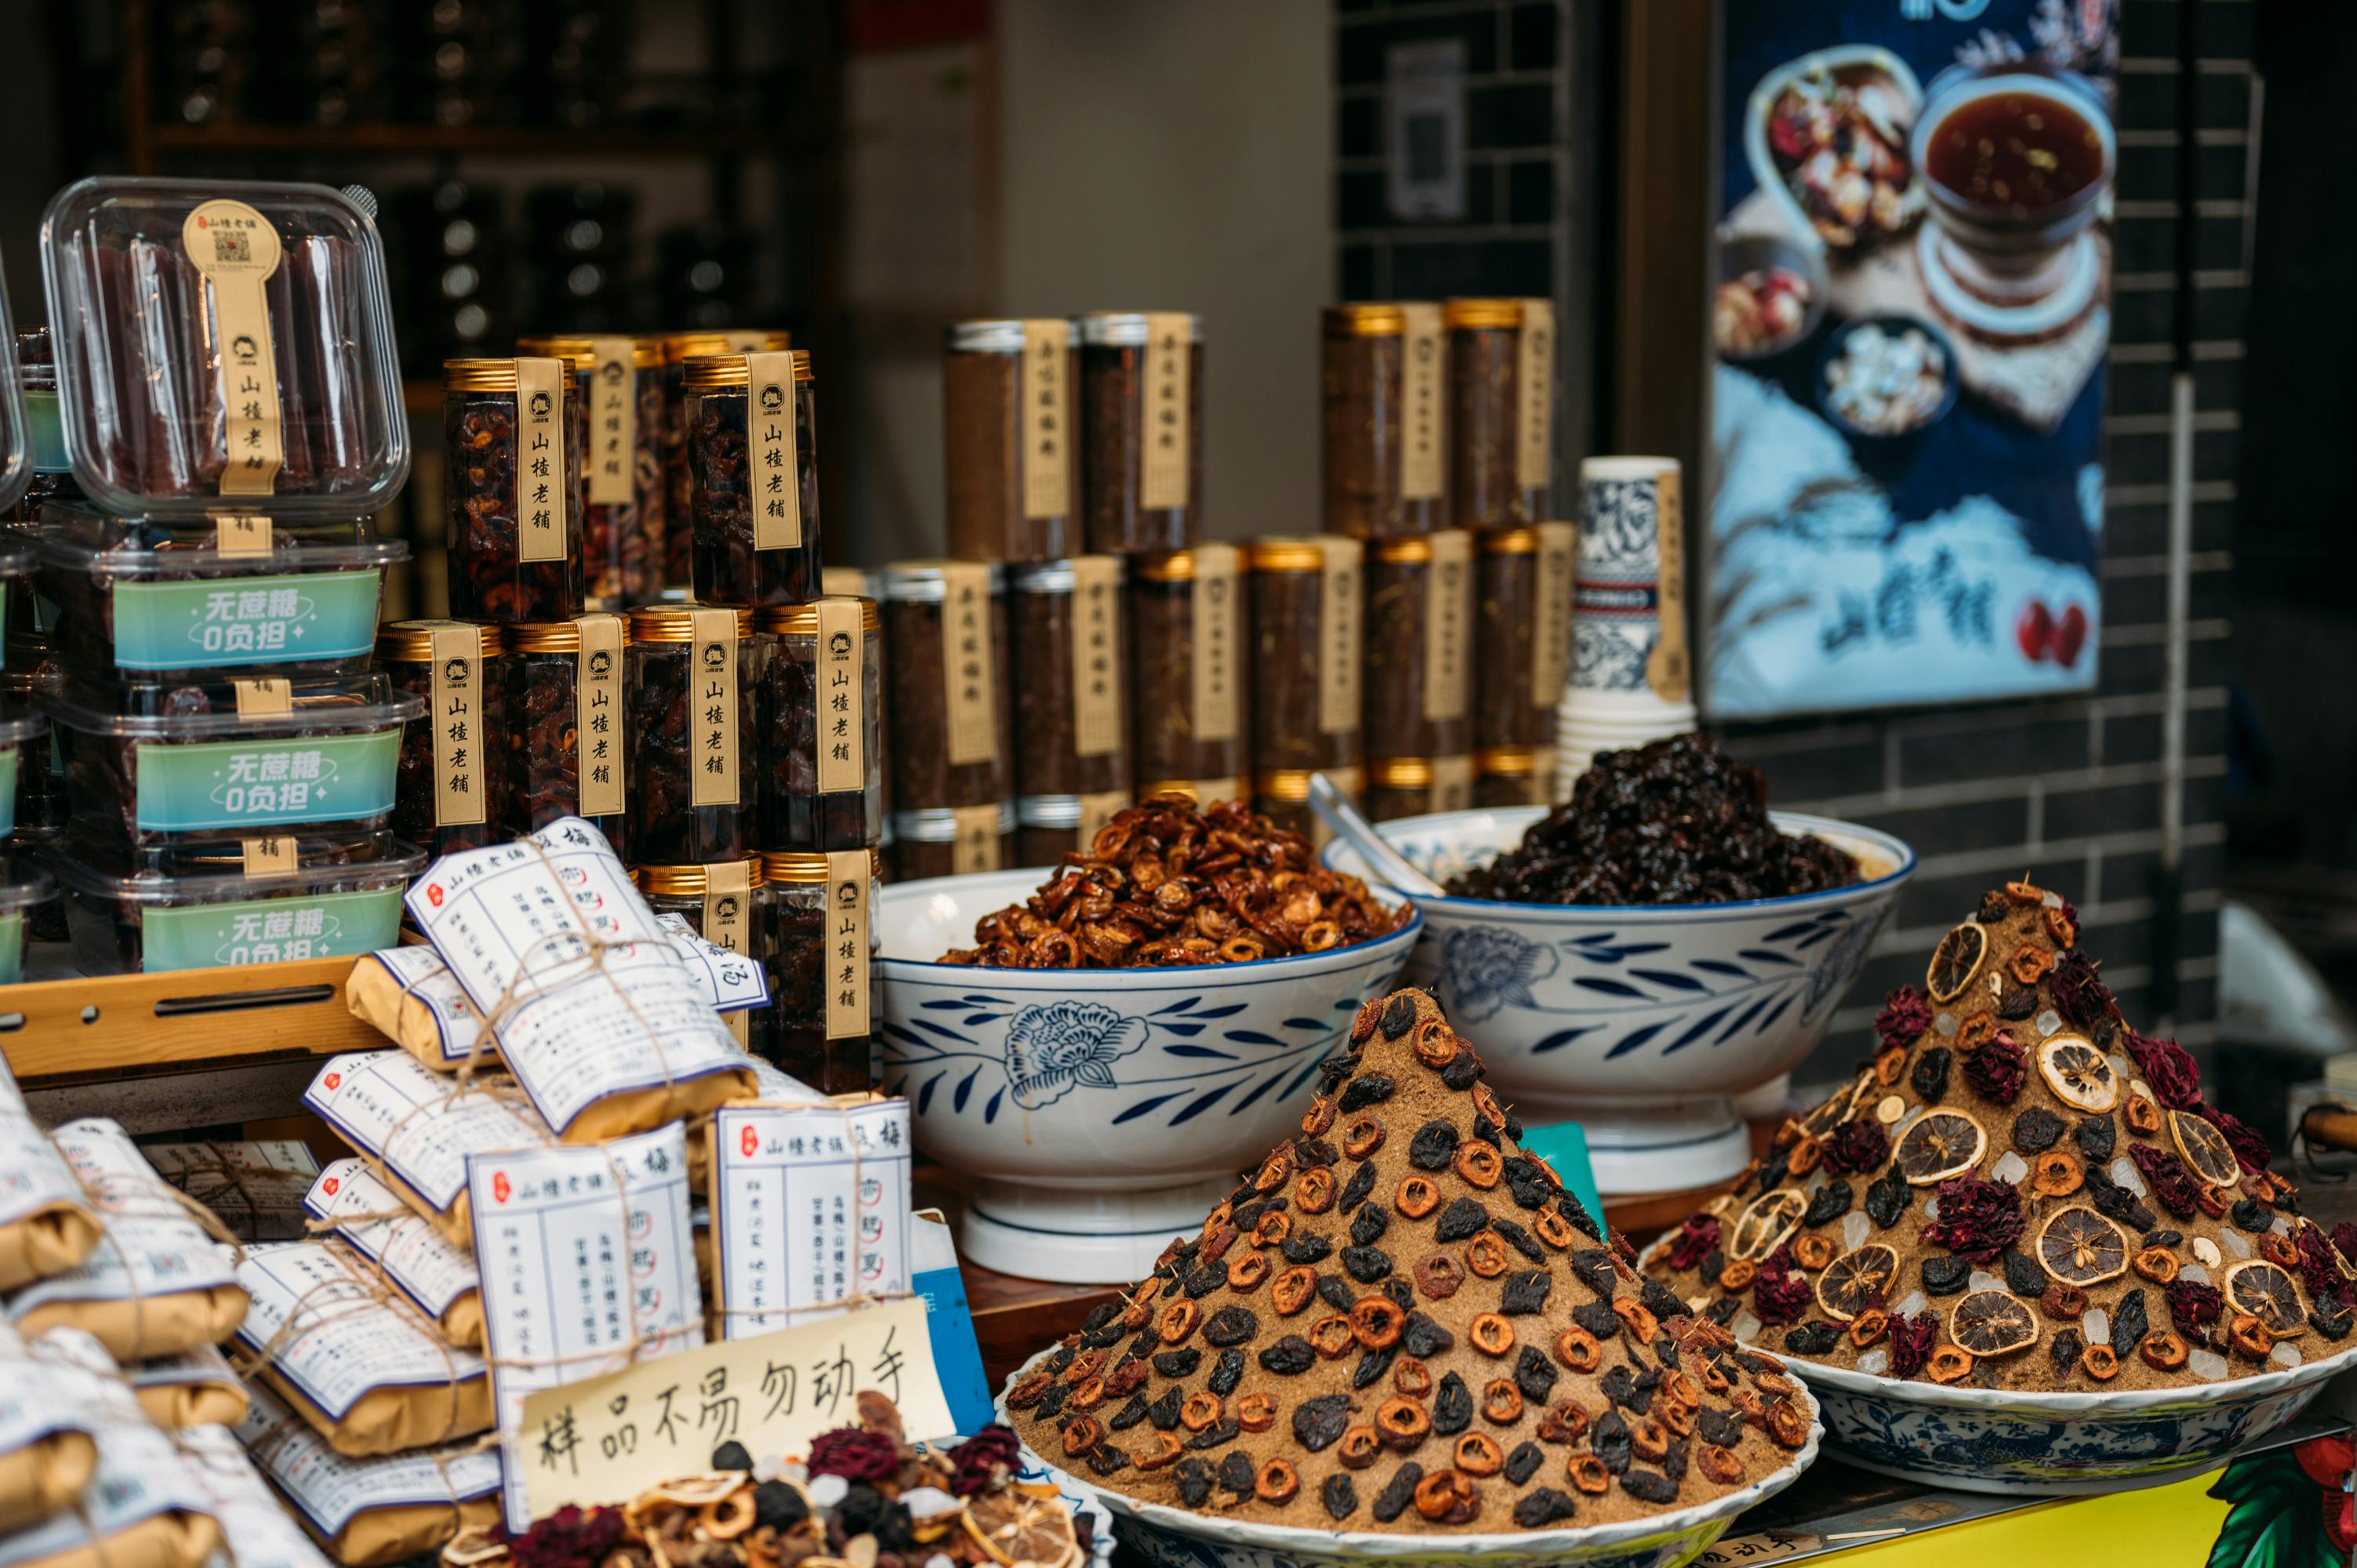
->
xmin=1554 ymin=455 xmax=1698 ymax=794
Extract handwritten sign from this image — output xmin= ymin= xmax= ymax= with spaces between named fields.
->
xmin=517 ymin=1298 xmax=953 ymax=1523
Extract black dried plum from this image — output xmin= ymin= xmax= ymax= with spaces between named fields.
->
xmin=1408 ymin=1120 xmax=1461 ymax=1170
xmin=1380 ymin=994 xmax=1418 ymax=1039
xmin=1046 ymin=1345 xmax=1076 ymax=1374
xmin=1665 ymin=1439 xmax=1690 ymax=1483
xmin=2013 ymin=1108 xmax=2064 ymax=1153
xmin=1284 ymin=1233 xmax=1335 ymax=1265
xmin=2232 ymin=1197 xmax=2272 ymax=1232
xmin=1371 ymin=1463 xmax=1423 ymax=1523
xmin=1177 ymin=1459 xmax=1214 ymax=1508
xmin=1569 ymin=1250 xmax=1618 ymax=1295
xmin=1403 ymin=1312 xmax=1454 ymax=1358
xmin=1804 ymin=1181 xmax=1854 ymax=1228
xmin=2315 ymin=1298 xmax=2353 ymax=1341
xmin=1342 ymin=1246 xmax=1393 ymax=1283
xmin=1621 ymin=1468 xmax=1678 ymax=1504
xmin=1258 ymin=1337 xmax=1315 ymax=1376
xmin=1866 ymin=1172 xmax=1911 ymax=1229
xmin=1384 ymin=1277 xmax=1415 ymax=1311
xmin=1912 ymin=1047 xmax=1951 ymax=1105
xmin=1353 ymin=1345 xmax=1396 ymax=1389
xmin=1204 ymin=1307 xmax=1258 ymax=1347
xmin=2111 ymin=1287 xmax=2148 ymax=1352
xmin=1505 ymin=1441 xmax=1545 ymax=1486
xmin=1572 ymin=1301 xmax=1621 ymax=1338
xmin=1208 ymin=1348 xmax=1245 ymax=1396
xmin=1599 ymin=1364 xmax=1636 ymax=1408
xmin=1085 ymin=1443 xmax=1129 ymax=1476
xmin=1591 ymin=1410 xmax=1633 ymax=1474
xmin=1505 ymin=1116 xmax=1524 ymax=1141
xmin=1784 ymin=1321 xmax=1842 ymax=1356
xmin=1706 ymin=1296 xmax=1744 ymax=1326
xmin=1297 ymin=1138 xmax=1338 ymax=1169
xmin=1433 ymin=1372 xmax=1473 ymax=1435
xmin=1339 ymin=1163 xmax=1378 ymax=1214
xmin=1109 ymin=1394 xmax=1149 ymax=1431
xmin=2002 ymin=1249 xmax=2046 ymax=1298
xmin=1494 ymin=1218 xmax=1545 ymax=1262
xmin=1502 ymin=1156 xmax=1553 ymax=1210
xmin=1921 ymin=1256 xmax=1970 ymax=1295
xmin=1654 ymin=1334 xmax=1681 ymax=1370
xmin=1500 ymin=1271 xmax=1552 ymax=1314
xmin=1441 ymin=1051 xmax=1481 ymax=1091
xmin=2141 ymin=1229 xmax=2183 ymax=1250
xmin=1514 ymin=1488 xmax=1578 ymax=1527
xmin=1516 ymin=1344 xmax=1560 ymax=1403
xmin=2275 ymin=1188 xmax=2302 ymax=1215
xmin=1697 ymin=1408 xmax=1741 ymax=1447
xmin=1218 ymin=1451 xmax=1255 ymax=1493
xmin=1640 ymin=1278 xmax=1685 ymax=1324
xmin=1350 ymin=1207 xmax=1389 ymax=1248
xmin=1037 ymin=1383 xmax=1070 ymax=1418
xmin=1558 ymin=1192 xmax=1602 ymax=1240
xmin=1231 ymin=1198 xmax=1269 ymax=1232
xmin=1472 ymin=1114 xmax=1501 ymax=1145
xmin=1082 ymin=1301 xmax=1119 ymax=1333
xmin=1436 ymin=1197 xmax=1489 ymax=1243
xmin=1318 ymin=1275 xmax=1353 ymax=1312
xmin=2079 ymin=1116 xmax=2117 ymax=1161
xmin=1130 ymin=1328 xmax=1157 ymax=1361
xmin=1321 ymin=1474 xmax=1357 ymax=1521
xmin=1976 ymin=891 xmax=2010 ymax=922
xmin=1184 ymin=1264 xmax=1226 ymax=1298
xmin=1339 ymin=1075 xmax=1396 ymax=1112
xmin=1186 ymin=1419 xmax=1240 ymax=1451
xmin=2050 ymin=1326 xmax=2084 ymax=1377
xmin=1294 ymin=1394 xmax=1352 ymax=1452
xmin=1998 ymin=985 xmax=2037 ymax=1020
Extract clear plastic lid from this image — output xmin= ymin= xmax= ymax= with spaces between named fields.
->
xmin=46 ymin=828 xmax=415 ymax=887
xmin=0 ymin=704 xmax=46 ymax=749
xmin=38 ymin=670 xmax=421 ymax=740
xmin=0 ymin=267 xmax=28 ymax=517
xmin=40 ymin=176 xmax=411 ymax=519
xmin=0 ymin=855 xmax=54 ymax=915
xmin=0 ymin=540 xmax=30 ymax=579
xmin=32 ymin=499 xmax=403 ymax=579
xmin=45 ymin=835 xmax=424 ymax=907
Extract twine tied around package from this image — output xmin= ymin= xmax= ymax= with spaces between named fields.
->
xmin=54 ymin=1154 xmax=249 ymax=1365
xmin=151 ymin=1147 xmax=310 ymax=1244
xmin=706 ymin=1094 xmax=919 ymax=1330
xmin=238 ymin=1374 xmax=485 ymax=1548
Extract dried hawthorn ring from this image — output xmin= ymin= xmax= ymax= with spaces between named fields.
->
xmin=2032 ymin=1149 xmax=2085 ymax=1198
xmin=1553 ymin=1327 xmax=1601 ymax=1371
xmin=1415 ymin=1470 xmax=1474 ymax=1521
xmin=1614 ymin=1299 xmax=1661 ymax=1343
xmin=1764 ymin=1399 xmax=1810 ymax=1450
xmin=1411 ymin=1018 xmax=1459 ymax=1069
xmin=1847 ymin=1308 xmax=1890 ymax=1348
xmin=2140 ymin=1330 xmax=2191 ymax=1370
xmin=2132 ymin=1247 xmax=2180 ymax=1285
xmin=1926 ymin=1345 xmax=1975 ymax=1384
xmin=1272 ymin=1265 xmax=1317 ymax=1316
xmin=1534 ymin=1210 xmax=1576 ymax=1250
xmin=1180 ymin=1392 xmax=1223 ymax=1431
xmin=1069 ymin=1376 xmax=1106 ymax=1410
xmin=2005 ymin=880 xmax=2047 ymax=904
xmin=2195 ymin=1185 xmax=2228 ymax=1218
xmin=1255 ymin=1457 xmax=1301 ymax=1504
xmin=1375 ymin=1396 xmax=1432 ymax=1446
xmin=1235 ymin=1392 xmax=1278 ymax=1433
xmin=1066 ymin=1348 xmax=1106 ymax=1383
xmin=2125 ymin=1095 xmax=2163 ymax=1135
xmin=1455 ymin=1433 xmax=1505 ymax=1476
xmin=1227 ymin=1252 xmax=1271 ymax=1290
xmin=701 ymin=1492 xmax=755 ymax=1540
xmin=1061 ymin=1417 xmax=1104 ymax=1456
xmin=1469 ymin=1312 xmax=1515 ymax=1356
xmin=2010 ymin=946 xmax=2054 ymax=985
xmin=1697 ymin=1443 xmax=1744 ymax=1483
xmin=1631 ymin=1419 xmax=1670 ymax=1462
xmin=1255 ymin=1152 xmax=1291 ymax=1192
xmin=1393 ymin=1356 xmax=1433 ymax=1397
xmin=1472 ymin=1084 xmax=1506 ymax=1127
xmin=1875 ymin=1046 xmax=1908 ymax=1087
xmin=1008 ymin=1370 xmax=1055 ymax=1408
xmin=2259 ymin=1232 xmax=2300 ymax=1269
xmin=1201 ymin=1225 xmax=1239 ymax=1264
xmin=1254 ymin=1211 xmax=1293 ymax=1247
xmin=1303 ymin=1095 xmax=1339 ymax=1136
xmin=1719 ymin=1259 xmax=1757 ymax=1292
xmin=2229 ymin=1315 xmax=2274 ymax=1359
xmin=1567 ymin=1454 xmax=1611 ymax=1494
xmin=1792 ymin=1235 xmax=1836 ymax=1271
xmin=1352 ymin=996 xmax=1386 ymax=1044
xmin=2045 ymin=906 xmax=2077 ymax=948
xmin=1202 ymin=1202 xmax=1233 ymax=1236
xmin=1660 ymin=1370 xmax=1701 ymax=1412
xmin=1412 ymin=1252 xmax=1465 ymax=1299
xmin=1958 ymin=1012 xmax=1998 ymax=1054
xmin=1138 ymin=1432 xmax=1186 ymax=1469
xmin=1699 ymin=1360 xmax=1732 ymax=1394
xmin=1395 ymin=1175 xmax=1441 ymax=1218
xmin=1481 ymin=1379 xmax=1524 ymax=1425
xmin=2081 ymin=1344 xmax=2121 ymax=1381
xmin=1108 ymin=1359 xmax=1149 ymax=1397
xmin=1120 ymin=1295 xmax=1153 ymax=1330
xmin=1338 ymin=1425 xmax=1383 ymax=1469
xmin=1788 ymin=1134 xmax=1824 ymax=1178
xmin=1729 ymin=1387 xmax=1767 ymax=1427
xmin=1343 ymin=1117 xmax=1387 ymax=1159
xmin=1295 ymin=1168 xmax=1336 ymax=1214
xmin=2041 ymin=1283 xmax=2086 ymax=1320
xmin=1310 ymin=1315 xmax=1358 ymax=1359
xmin=1351 ymin=1296 xmax=1406 ymax=1350
xmin=1158 ymin=1301 xmax=1200 ymax=1344
xmin=1466 ymin=1232 xmax=1510 ymax=1278
xmin=1453 ymin=1141 xmax=1503 ymax=1189
xmin=1658 ymin=1399 xmax=1694 ymax=1438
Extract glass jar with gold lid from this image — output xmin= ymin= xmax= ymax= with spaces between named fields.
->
xmin=1322 ymin=303 xmax=1447 ymax=538
xmin=761 ymin=845 xmax=883 ymax=1094
xmin=634 ymin=855 xmax=771 ymax=1051
xmin=684 ymin=350 xmax=822 ymax=608
xmin=623 ymin=603 xmax=772 ymax=865
xmin=754 ymin=596 xmax=883 ymax=854
xmin=1127 ymin=544 xmax=1246 ymax=803
xmin=659 ymin=331 xmax=790 ymax=590
xmin=516 ymin=335 xmax=665 ymax=608
xmin=444 ymin=357 xmax=584 ymax=622
xmin=376 ymin=618 xmax=510 ymax=855
xmin=1245 ymin=535 xmax=1362 ymax=775
xmin=502 ymin=612 xmax=630 ymax=848
xmin=1363 ymin=531 xmax=1471 ymax=760
xmin=1444 ymin=297 xmax=1553 ymax=531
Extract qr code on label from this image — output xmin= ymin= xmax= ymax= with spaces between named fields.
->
xmin=212 ymin=229 xmax=252 ymax=263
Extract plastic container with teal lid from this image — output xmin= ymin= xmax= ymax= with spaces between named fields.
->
xmin=0 ymin=707 xmax=47 ymax=842
xmin=0 ymin=286 xmax=37 ymax=522
xmin=0 ymin=858 xmax=55 ymax=983
xmin=39 ymin=176 xmax=411 ymax=519
xmin=33 ymin=503 xmax=405 ymax=687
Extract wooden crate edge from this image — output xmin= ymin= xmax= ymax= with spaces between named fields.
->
xmin=0 ymin=955 xmax=378 ymax=1083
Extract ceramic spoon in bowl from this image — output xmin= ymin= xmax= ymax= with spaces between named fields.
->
xmin=1308 ymin=771 xmax=1445 ymax=898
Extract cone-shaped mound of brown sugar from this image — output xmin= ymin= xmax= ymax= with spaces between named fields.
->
xmin=1645 ymin=880 xmax=2357 ymax=1393
xmin=1005 ymin=987 xmax=1812 ymax=1534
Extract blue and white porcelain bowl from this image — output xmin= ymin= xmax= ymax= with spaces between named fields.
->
xmin=1324 ymin=808 xmax=1913 ymax=1196
xmin=877 ymin=869 xmax=1420 ymax=1283
xmin=997 ymin=1348 xmax=1823 ymax=1568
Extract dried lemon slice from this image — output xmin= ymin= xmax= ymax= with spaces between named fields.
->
xmin=1926 ymin=923 xmax=1988 ymax=1004
xmin=1727 ymin=1189 xmax=1808 ymax=1262
xmin=2036 ymin=1035 xmax=2120 ymax=1113
xmin=1803 ymin=1073 xmax=1873 ymax=1138
xmin=1814 ymin=1243 xmax=1901 ymax=1322
xmin=2223 ymin=1260 xmax=2308 ymax=1339
xmin=2036 ymin=1206 xmax=2130 ymax=1287
xmin=1951 ymin=1290 xmax=2039 ymax=1357
xmin=964 ymin=1489 xmax=1082 ymax=1568
xmin=1894 ymin=1110 xmax=1986 ymax=1186
xmin=2169 ymin=1109 xmax=2240 ymax=1190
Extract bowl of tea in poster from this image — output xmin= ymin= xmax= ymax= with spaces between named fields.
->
xmin=1912 ymin=62 xmax=2115 ymax=311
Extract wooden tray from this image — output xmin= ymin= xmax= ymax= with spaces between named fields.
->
xmin=0 ymin=956 xmax=380 ymax=1086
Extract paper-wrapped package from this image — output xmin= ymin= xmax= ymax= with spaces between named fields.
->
xmin=0 ymin=1062 xmax=100 ymax=1293
xmin=706 ymin=1096 xmax=913 ymax=1338
xmin=173 ymin=1425 xmax=334 ymax=1568
xmin=300 ymin=1160 xmax=483 ymax=1350
xmin=303 ymin=1051 xmax=554 ymax=1247
xmin=143 ymin=1141 xmax=321 ymax=1244
xmin=0 ymin=1322 xmax=97 ymax=1536
xmin=126 ymin=1345 xmax=249 ymax=1429
xmin=231 ymin=1242 xmax=492 ymax=1457
xmin=8 ymin=1120 xmax=245 ymax=1362
xmin=235 ymin=1379 xmax=500 ymax=1567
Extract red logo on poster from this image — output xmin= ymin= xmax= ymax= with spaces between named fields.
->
xmin=741 ymin=1126 xmax=760 ymax=1157
xmin=321 ymin=1177 xmax=340 ymax=1196
xmin=492 ymin=1172 xmax=511 ymax=1204
xmin=427 ymin=884 xmax=445 ymax=907
xmin=322 ymin=1073 xmax=341 ymax=1090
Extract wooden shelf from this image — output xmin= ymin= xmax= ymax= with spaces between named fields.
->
xmin=145 ymin=122 xmax=774 ymax=159
xmin=0 ymin=956 xmax=380 ymax=1087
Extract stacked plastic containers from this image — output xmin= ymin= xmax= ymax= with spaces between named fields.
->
xmin=33 ymin=177 xmax=420 ymax=973
xmin=0 ymin=273 xmax=56 ymax=982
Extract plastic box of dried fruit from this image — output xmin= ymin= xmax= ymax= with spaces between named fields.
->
xmin=0 ymin=856 xmax=52 ymax=982
xmin=38 ymin=176 xmax=409 ymax=521
xmin=0 ymin=705 xmax=49 ymax=842
xmin=33 ymin=503 xmax=406 ymax=686
xmin=45 ymin=832 xmax=423 ymax=974
xmin=38 ymin=672 xmax=420 ymax=851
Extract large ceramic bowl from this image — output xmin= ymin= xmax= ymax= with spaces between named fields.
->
xmin=877 ymin=868 xmax=1421 ymax=1283
xmin=1324 ymin=808 xmax=1913 ymax=1196
xmin=997 ymin=1348 xmax=1823 ymax=1568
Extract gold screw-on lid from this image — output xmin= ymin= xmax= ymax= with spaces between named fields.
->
xmin=1322 ymin=303 xmax=1409 ymax=337
xmin=1443 ymin=298 xmax=1525 ymax=331
xmin=1253 ymin=766 xmax=1362 ymax=804
xmin=444 ymin=357 xmax=570 ymax=394
xmin=1245 ymin=535 xmax=1355 ymax=574
xmin=681 ymin=350 xmax=816 ymax=390
xmin=515 ymin=335 xmax=663 ymax=371
xmin=633 ymin=856 xmax=766 ymax=896
xmin=503 ymin=613 xmax=632 ymax=655
xmin=1477 ymin=527 xmax=1543 ymax=557
xmin=759 ymin=848 xmax=885 ymax=884
xmin=754 ymin=595 xmax=881 ymax=636
xmin=1474 ymin=745 xmax=1545 ymax=775
xmin=660 ymin=329 xmax=792 ymax=363
xmin=375 ymin=618 xmax=503 ymax=662
xmin=626 ymin=603 xmax=758 ymax=642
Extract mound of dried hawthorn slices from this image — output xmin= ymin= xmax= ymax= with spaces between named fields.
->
xmin=1004 ymin=987 xmax=1809 ymax=1531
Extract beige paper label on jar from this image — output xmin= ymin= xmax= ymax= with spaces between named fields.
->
xmin=950 ymin=804 xmax=999 ymax=876
xmin=703 ymin=860 xmax=753 ymax=960
xmin=576 ymin=613 xmax=626 ymax=818
xmin=747 ymin=351 xmax=801 ymax=551
xmin=231 ymin=677 xmax=291 ymax=717
xmin=428 ymin=622 xmax=487 ymax=828
xmin=241 ymin=835 xmax=298 ymax=878
xmin=1190 ymin=544 xmax=1240 ymax=744
xmin=516 ymin=356 xmax=569 ymax=562
xmin=1139 ymin=312 xmax=1192 ymax=511
xmin=691 ymin=608 xmax=742 ymax=808
xmin=816 ymin=597 xmax=866 ymax=796
xmin=1515 ymin=298 xmax=1555 ymax=495
xmin=1318 ymin=539 xmax=1363 ymax=739
xmin=1070 ymin=556 xmax=1122 ymax=758
xmin=1533 ymin=521 xmax=1576 ymax=706
xmin=1400 ymin=303 xmax=1445 ymax=502
xmin=721 ymin=332 xmax=773 ymax=352
xmin=1077 ymin=789 xmax=1126 ymax=849
xmin=183 ymin=198 xmax=285 ymax=498
xmin=824 ymin=851 xmax=872 ymax=1040
xmin=1425 ymin=531 xmax=1472 ymax=724
xmin=1432 ymin=754 xmax=1474 ymax=815
xmin=940 ymin=563 xmax=997 ymax=768
xmin=587 ymin=336 xmax=635 ymax=506
xmin=1019 ymin=321 xmax=1072 ymax=520
xmin=214 ymin=514 xmax=273 ymax=555
xmin=1646 ymin=469 xmax=1691 ymax=704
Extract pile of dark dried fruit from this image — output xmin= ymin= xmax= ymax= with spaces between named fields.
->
xmin=1644 ymin=880 xmax=2353 ymax=1392
xmin=1444 ymin=733 xmax=1861 ymax=906
xmin=1003 ymin=985 xmax=1811 ymax=1531
xmin=942 ymin=793 xmax=1407 ymax=968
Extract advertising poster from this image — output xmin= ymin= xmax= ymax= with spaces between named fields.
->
xmin=1704 ymin=0 xmax=2117 ymax=719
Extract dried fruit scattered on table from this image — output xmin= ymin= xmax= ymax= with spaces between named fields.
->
xmin=2037 ymin=1207 xmax=2130 ymax=1287
xmin=1926 ymin=924 xmax=1988 ymax=1004
xmin=2037 ymin=1036 xmax=2119 ymax=1112
xmin=1814 ymin=1244 xmax=1899 ymax=1321
xmin=2169 ymin=1110 xmax=2241 ymax=1190
xmin=1895 ymin=1111 xmax=1988 ymax=1186
xmin=2224 ymin=1261 xmax=2308 ymax=1338
xmin=1728 ymin=1189 xmax=1809 ymax=1260
xmin=1951 ymin=1290 xmax=2039 ymax=1357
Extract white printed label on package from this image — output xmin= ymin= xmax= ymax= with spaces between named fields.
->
xmin=233 ymin=1242 xmax=486 ymax=1420
xmin=304 ymin=1051 xmax=551 ymax=1213
xmin=467 ymin=1121 xmax=700 ymax=1530
xmin=712 ymin=1100 xmax=913 ymax=1338
xmin=235 ymin=1384 xmax=501 ymax=1540
xmin=0 ymin=1341 xmax=216 ymax=1568
xmin=175 ymin=1423 xmax=336 ymax=1568
xmin=127 ymin=1341 xmax=239 ymax=1396
xmin=304 ymin=1159 xmax=480 ymax=1322
xmin=0 ymin=1103 xmax=86 ymax=1232
xmin=10 ymin=1118 xmax=238 ymax=1315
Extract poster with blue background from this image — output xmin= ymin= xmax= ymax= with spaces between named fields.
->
xmin=1705 ymin=0 xmax=2116 ymax=718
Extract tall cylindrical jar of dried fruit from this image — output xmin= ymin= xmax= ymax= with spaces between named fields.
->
xmin=685 ymin=350 xmax=823 ymax=608
xmin=1444 ymin=297 xmax=1556 ymax=532
xmin=890 ymin=802 xmax=1011 ymax=882
xmin=762 ymin=848 xmax=883 ymax=1094
xmin=1246 ymin=535 xmax=1364 ymax=775
xmin=659 ymin=330 xmax=790 ymax=593
xmin=1473 ymin=744 xmax=1556 ymax=809
xmin=1077 ymin=311 xmax=1203 ymax=556
xmin=945 ymin=320 xmax=1080 ymax=564
xmin=501 ymin=612 xmax=630 ymax=850
xmin=1126 ymin=544 xmax=1248 ymax=806
xmin=444 ymin=357 xmax=585 ymax=622
xmin=1005 ymin=557 xmax=1129 ymax=813
xmin=754 ymin=595 xmax=884 ymax=854
xmin=376 ymin=619 xmax=513 ymax=855
xmin=1363 ymin=532 xmax=1473 ymax=762
xmin=1321 ymin=303 xmax=1448 ymax=539
xmin=636 ymin=856 xmax=773 ymax=1053
xmin=623 ymin=603 xmax=772 ymax=864
xmin=879 ymin=561 xmax=1011 ymax=815
xmin=518 ymin=334 xmax=666 ymax=609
